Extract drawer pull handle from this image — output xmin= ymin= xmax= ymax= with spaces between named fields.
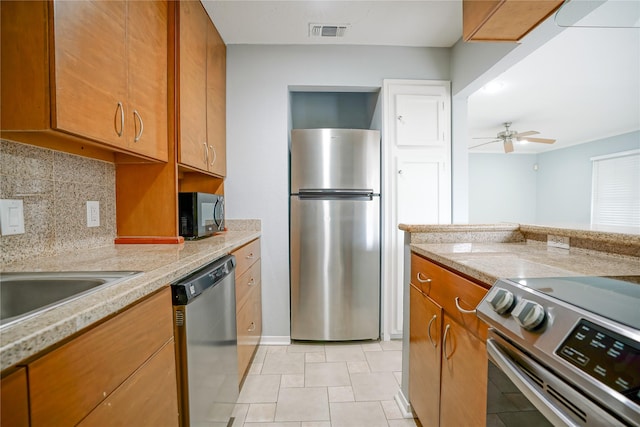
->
xmin=247 ymin=322 xmax=256 ymax=332
xmin=248 ymin=277 xmax=256 ymax=287
xmin=455 ymin=297 xmax=477 ymax=314
xmin=443 ymin=324 xmax=452 ymax=359
xmin=246 ymin=253 xmax=255 ymax=260
xmin=416 ymin=272 xmax=431 ymax=283
xmin=427 ymin=314 xmax=437 ymax=348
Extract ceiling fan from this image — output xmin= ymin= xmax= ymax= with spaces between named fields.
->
xmin=470 ymin=122 xmax=556 ymax=153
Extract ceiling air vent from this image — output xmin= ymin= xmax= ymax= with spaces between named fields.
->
xmin=309 ymin=23 xmax=349 ymax=38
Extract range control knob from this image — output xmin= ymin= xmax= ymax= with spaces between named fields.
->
xmin=511 ymin=299 xmax=546 ymax=331
xmin=486 ymin=288 xmax=515 ymax=314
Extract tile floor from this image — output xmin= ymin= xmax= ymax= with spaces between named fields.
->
xmin=232 ymin=341 xmax=419 ymax=427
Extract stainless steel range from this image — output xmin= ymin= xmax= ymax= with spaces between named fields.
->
xmin=477 ymin=276 xmax=640 ymax=427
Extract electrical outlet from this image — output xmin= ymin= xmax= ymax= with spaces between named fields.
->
xmin=87 ymin=201 xmax=100 ymax=227
xmin=547 ymin=234 xmax=570 ymax=250
xmin=0 ymin=199 xmax=25 ymax=236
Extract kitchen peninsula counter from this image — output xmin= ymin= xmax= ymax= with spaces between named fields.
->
xmin=400 ymin=223 xmax=640 ymax=287
xmin=0 ymin=220 xmax=261 ymax=371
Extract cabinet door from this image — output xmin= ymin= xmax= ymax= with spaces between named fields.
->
xmin=206 ymin=19 xmax=227 ymax=176
xmin=409 ymin=285 xmax=441 ymax=427
xmin=178 ymin=0 xmax=208 ymax=170
xmin=0 ymin=368 xmax=29 ymax=427
xmin=52 ymin=0 xmax=127 ymax=146
xmin=127 ymin=0 xmax=168 ymax=161
xmin=440 ymin=314 xmax=488 ymax=427
xmin=78 ymin=340 xmax=178 ymax=427
xmin=28 ymin=288 xmax=173 ymax=426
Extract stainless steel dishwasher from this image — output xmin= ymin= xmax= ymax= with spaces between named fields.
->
xmin=171 ymin=255 xmax=238 ymax=427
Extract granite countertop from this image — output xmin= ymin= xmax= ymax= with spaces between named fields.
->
xmin=411 ymin=241 xmax=640 ymax=287
xmin=0 ymin=226 xmax=261 ymax=371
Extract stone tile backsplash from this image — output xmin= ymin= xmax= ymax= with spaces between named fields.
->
xmin=1 ymin=140 xmax=116 ymax=265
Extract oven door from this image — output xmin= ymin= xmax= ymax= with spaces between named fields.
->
xmin=486 ymin=330 xmax=628 ymax=427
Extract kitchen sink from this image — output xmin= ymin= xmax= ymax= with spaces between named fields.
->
xmin=0 ymin=271 xmax=142 ymax=328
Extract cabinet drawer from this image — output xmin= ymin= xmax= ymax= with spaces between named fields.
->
xmin=233 ymin=239 xmax=260 ymax=277
xmin=28 ymin=287 xmax=173 ymax=426
xmin=78 ymin=339 xmax=178 ymax=427
xmin=236 ymin=260 xmax=261 ymax=309
xmin=411 ymin=253 xmax=488 ymax=341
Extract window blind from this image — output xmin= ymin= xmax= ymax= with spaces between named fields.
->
xmin=591 ymin=150 xmax=640 ymax=229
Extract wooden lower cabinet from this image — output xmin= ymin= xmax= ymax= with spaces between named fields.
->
xmin=11 ymin=287 xmax=179 ymax=427
xmin=232 ymin=238 xmax=263 ymax=385
xmin=0 ymin=367 xmax=29 ymax=427
xmin=440 ymin=314 xmax=488 ymax=426
xmin=78 ymin=340 xmax=178 ymax=426
xmin=409 ymin=285 xmax=442 ymax=427
xmin=409 ymin=253 xmax=489 ymax=427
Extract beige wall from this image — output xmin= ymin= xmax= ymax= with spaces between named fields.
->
xmin=1 ymin=140 xmax=116 ymax=265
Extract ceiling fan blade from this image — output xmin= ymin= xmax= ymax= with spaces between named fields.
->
xmin=526 ymin=137 xmax=556 ymax=144
xmin=515 ymin=131 xmax=539 ymax=138
xmin=469 ymin=139 xmax=500 ymax=149
xmin=472 ymin=136 xmax=499 ymax=140
xmin=503 ymin=140 xmax=514 ymax=153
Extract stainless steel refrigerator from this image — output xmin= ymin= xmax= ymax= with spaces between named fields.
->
xmin=290 ymin=128 xmax=381 ymax=341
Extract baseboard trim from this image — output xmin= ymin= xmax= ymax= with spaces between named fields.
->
xmin=259 ymin=335 xmax=292 ymax=346
xmin=394 ymin=390 xmax=414 ymax=419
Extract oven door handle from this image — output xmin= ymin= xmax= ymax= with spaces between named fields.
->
xmin=487 ymin=338 xmax=579 ymax=427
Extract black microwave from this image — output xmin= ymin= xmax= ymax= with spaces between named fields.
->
xmin=178 ymin=192 xmax=225 ymax=239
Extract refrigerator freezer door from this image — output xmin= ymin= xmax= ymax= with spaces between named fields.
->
xmin=290 ymin=129 xmax=380 ymax=194
xmin=290 ymin=195 xmax=380 ymax=341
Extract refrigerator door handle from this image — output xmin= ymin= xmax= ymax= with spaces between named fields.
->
xmin=297 ymin=189 xmax=376 ymax=200
xmin=297 ymin=192 xmax=375 ymax=200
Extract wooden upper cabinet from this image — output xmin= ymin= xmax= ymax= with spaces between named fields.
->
xmin=0 ymin=0 xmax=168 ymax=162
xmin=206 ymin=19 xmax=227 ymax=177
xmin=126 ymin=0 xmax=169 ymax=161
xmin=52 ymin=1 xmax=128 ymax=147
xmin=178 ymin=0 xmax=209 ymax=171
xmin=463 ymin=0 xmax=564 ymax=42
xmin=177 ymin=1 xmax=227 ymax=177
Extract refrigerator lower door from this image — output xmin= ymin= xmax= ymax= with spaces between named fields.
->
xmin=290 ymin=195 xmax=380 ymax=341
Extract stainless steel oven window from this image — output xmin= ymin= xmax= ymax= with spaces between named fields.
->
xmin=486 ymin=330 xmax=630 ymax=427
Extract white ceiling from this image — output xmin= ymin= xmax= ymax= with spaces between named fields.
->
xmin=202 ymin=1 xmax=640 ymax=154
xmin=468 ymin=26 xmax=640 ymax=154
xmin=203 ymin=1 xmax=462 ymax=47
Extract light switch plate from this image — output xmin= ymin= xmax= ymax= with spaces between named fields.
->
xmin=0 ymin=199 xmax=26 ymax=236
xmin=87 ymin=201 xmax=100 ymax=227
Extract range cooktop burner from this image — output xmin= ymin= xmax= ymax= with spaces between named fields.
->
xmin=510 ymin=276 xmax=640 ymax=330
